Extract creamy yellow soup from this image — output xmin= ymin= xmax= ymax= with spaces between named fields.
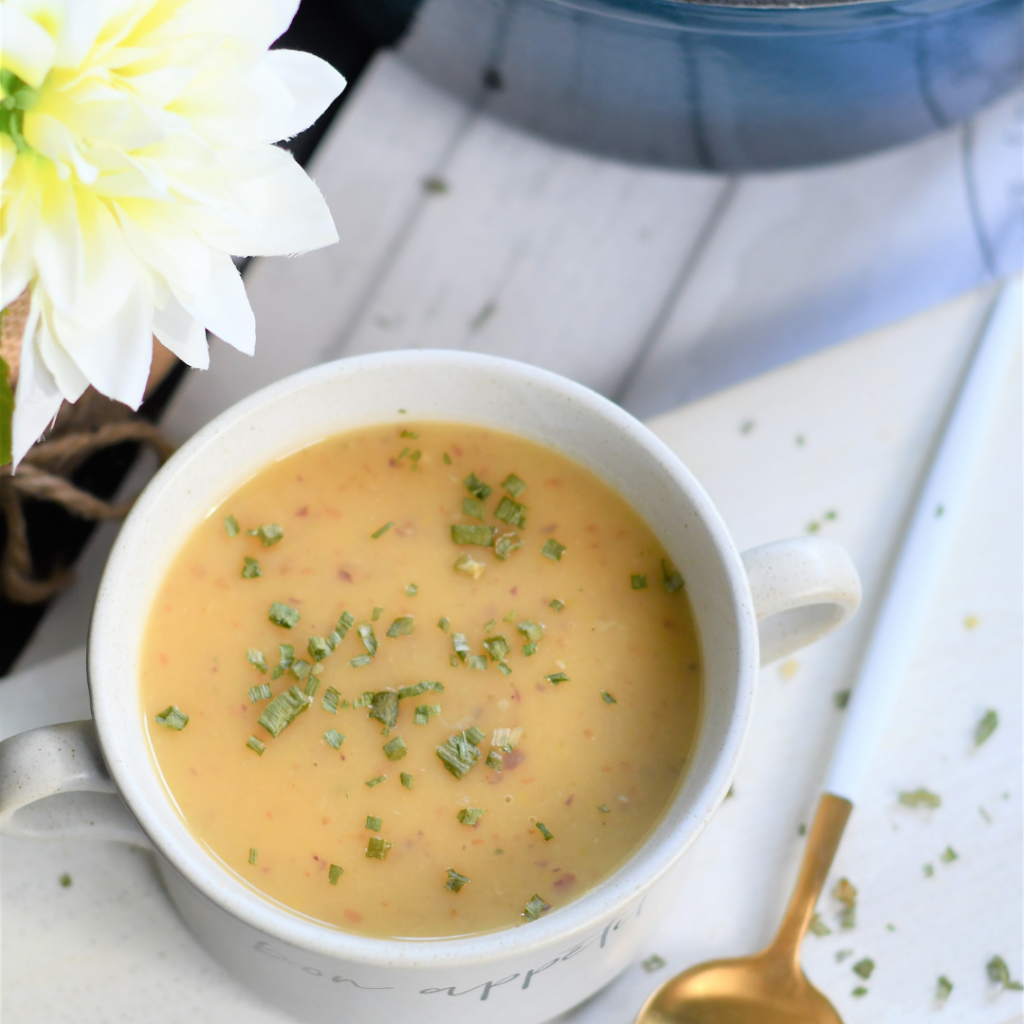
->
xmin=141 ymin=422 xmax=701 ymax=939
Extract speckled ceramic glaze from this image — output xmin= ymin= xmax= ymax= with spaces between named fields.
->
xmin=0 ymin=352 xmax=860 ymax=1024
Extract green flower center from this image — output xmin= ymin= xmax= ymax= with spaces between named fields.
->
xmin=0 ymin=69 xmax=38 ymax=152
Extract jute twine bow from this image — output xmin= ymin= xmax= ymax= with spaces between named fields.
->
xmin=1 ymin=291 xmax=177 ymax=604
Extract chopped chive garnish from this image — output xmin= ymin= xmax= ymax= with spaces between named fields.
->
xmin=249 ymin=848 xmax=258 ymax=865
xmin=350 ymin=654 xmax=372 ymax=667
xmin=494 ymin=496 xmax=527 ymax=528
xmin=324 ymin=729 xmax=344 ymax=749
xmin=400 ymin=429 xmax=419 ymax=439
xmin=365 ymin=775 xmax=387 ymax=789
xmin=642 ymin=955 xmax=667 ymax=973
xmin=465 ymin=725 xmax=486 ymax=744
xmin=809 ymin=913 xmax=831 ymax=936
xmin=247 ymin=648 xmax=268 ymax=674
xmin=502 ymin=473 xmax=526 ymax=497
xmin=601 ymin=690 xmax=617 ymax=704
xmin=366 ymin=836 xmax=392 ymax=859
xmin=549 ymin=598 xmax=565 ymax=611
xmin=383 ymin=736 xmax=408 ymax=760
xmin=504 ymin=610 xmax=516 ymax=622
xmin=156 ymin=705 xmax=189 ymax=730
xmin=452 ymin=633 xmax=470 ymax=661
xmin=436 ymin=730 xmax=484 ymax=778
xmin=246 ymin=735 xmax=266 ymax=756
xmin=936 ymin=976 xmax=953 ymax=1001
xmin=401 ymin=772 xmax=413 ymax=789
xmin=443 ymin=452 xmax=452 ymax=465
xmin=289 ymin=658 xmax=311 ymax=681
xmin=451 ymin=524 xmax=496 ymax=546
xmin=398 ymin=680 xmax=444 ymax=699
xmin=369 ymin=690 xmax=400 ymax=728
xmin=450 ymin=655 xmax=459 ymax=667
xmin=248 ymin=682 xmax=272 ymax=703
xmin=257 ymin=685 xmax=312 ymax=737
xmin=483 ymin=635 xmax=511 ymax=662
xmin=486 ymin=750 xmax=503 ymax=771
xmin=975 ymin=709 xmax=999 ymax=746
xmin=406 ymin=583 xmax=418 ymax=596
xmin=522 ymin=894 xmax=551 ymax=921
xmin=270 ymin=667 xmax=283 ymax=680
xmin=414 ymin=704 xmax=441 ymax=725
xmin=898 ymin=788 xmax=941 ymax=808
xmin=497 ymin=662 xmax=512 ymax=676
xmin=248 ymin=523 xmax=284 ymax=547
xmin=438 ymin=616 xmax=450 ymax=632
xmin=269 ymin=602 xmax=300 ymax=628
xmin=631 ymin=574 xmax=647 ymax=590
xmin=307 ymin=636 xmax=331 ymax=661
xmin=463 ymin=472 xmax=492 ymax=500
xmin=522 ymin=642 xmax=537 ymax=657
xmin=598 ymin=804 xmax=610 ymax=813
xmin=353 ymin=691 xmax=374 ymax=708
xmin=371 ymin=521 xmax=394 ymax=539
xmin=453 ymin=552 xmax=486 ymax=578
xmin=335 ymin=611 xmax=355 ymax=638
xmin=445 ymin=868 xmax=470 ymax=892
xmin=852 ymin=987 xmax=867 ymax=997
xmin=277 ymin=643 xmax=294 ymax=669
xmin=386 ymin=616 xmax=415 ymax=638
xmin=242 ymin=556 xmax=262 ymax=579
xmin=409 ymin=450 xmax=421 ymax=462
xmin=494 ymin=531 xmax=522 ymax=560
xmin=322 ymin=686 xmax=341 ymax=713
xmin=372 ymin=606 xmax=382 ymax=622
xmin=852 ymin=959 xmax=875 ymax=980
xmin=328 ymin=864 xmax=344 ymax=885
xmin=940 ymin=845 xmax=958 ymax=863
xmin=224 ymin=515 xmax=240 ymax=537
xmin=395 ymin=446 xmax=410 ymax=462
xmin=358 ymin=623 xmax=378 ymax=657
xmin=541 ymin=539 xmax=566 ymax=561
xmin=661 ymin=559 xmax=684 ymax=592
xmin=457 ymin=808 xmax=485 ymax=825
xmin=516 ymin=620 xmax=544 ymax=642
xmin=536 ymin=822 xmax=554 ymax=841
xmin=546 ymin=672 xmax=570 ymax=685
xmin=492 ymin=726 xmax=522 ymax=752
xmin=462 ymin=497 xmax=485 ymax=519
xmin=365 ymin=815 xmax=383 ymax=831
xmin=484 ymin=618 xmax=497 ymax=632
xmin=986 ymin=955 xmax=1023 ymax=989
xmin=468 ymin=654 xmax=488 ymax=671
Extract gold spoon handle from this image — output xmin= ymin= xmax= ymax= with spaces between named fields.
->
xmin=766 ymin=793 xmax=853 ymax=967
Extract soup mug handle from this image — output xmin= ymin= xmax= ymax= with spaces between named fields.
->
xmin=0 ymin=536 xmax=859 ymax=845
xmin=0 ymin=647 xmax=150 ymax=847
xmin=741 ymin=536 xmax=861 ymax=665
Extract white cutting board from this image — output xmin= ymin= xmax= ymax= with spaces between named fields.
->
xmin=2 ymin=284 xmax=1020 ymax=1024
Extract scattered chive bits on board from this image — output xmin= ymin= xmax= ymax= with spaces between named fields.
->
xmin=141 ymin=421 xmax=701 ymax=940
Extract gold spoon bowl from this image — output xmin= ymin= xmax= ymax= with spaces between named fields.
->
xmin=635 ymin=794 xmax=851 ymax=1024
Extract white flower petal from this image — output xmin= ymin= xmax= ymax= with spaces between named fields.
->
xmin=266 ymin=0 xmax=301 ymax=43
xmin=10 ymin=291 xmax=64 ymax=468
xmin=37 ymin=298 xmax=91 ymax=401
xmin=52 ymin=274 xmax=153 ymax=409
xmin=186 ymin=145 xmax=338 ymax=256
xmin=259 ymin=49 xmax=345 ymax=141
xmin=29 ymin=164 xmax=82 ymax=314
xmin=48 ymin=0 xmax=103 ymax=70
xmin=0 ymin=135 xmax=18 ymax=188
xmin=153 ymin=291 xmax=209 ymax=369
xmin=0 ymin=5 xmax=57 ymax=88
xmin=176 ymin=249 xmax=254 ymax=355
xmin=23 ymin=111 xmax=100 ymax=184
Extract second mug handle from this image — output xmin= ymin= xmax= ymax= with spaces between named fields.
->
xmin=741 ymin=536 xmax=861 ymax=665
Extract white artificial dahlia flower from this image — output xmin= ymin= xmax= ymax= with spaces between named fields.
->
xmin=0 ymin=0 xmax=345 ymax=465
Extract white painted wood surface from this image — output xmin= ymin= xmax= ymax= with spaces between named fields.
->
xmin=3 ymin=285 xmax=1021 ymax=1024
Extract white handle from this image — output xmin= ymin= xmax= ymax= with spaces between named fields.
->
xmin=825 ymin=277 xmax=1021 ymax=802
xmin=742 ymin=536 xmax=862 ymax=665
xmin=0 ymin=648 xmax=149 ymax=846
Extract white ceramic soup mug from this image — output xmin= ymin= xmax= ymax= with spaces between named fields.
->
xmin=0 ymin=351 xmax=861 ymax=1024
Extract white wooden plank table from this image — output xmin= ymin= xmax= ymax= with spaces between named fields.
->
xmin=2 ymin=284 xmax=1020 ymax=1023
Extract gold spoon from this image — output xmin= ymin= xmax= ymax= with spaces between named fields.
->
xmin=634 ymin=793 xmax=850 ymax=1024
xmin=635 ymin=280 xmax=1019 ymax=1024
